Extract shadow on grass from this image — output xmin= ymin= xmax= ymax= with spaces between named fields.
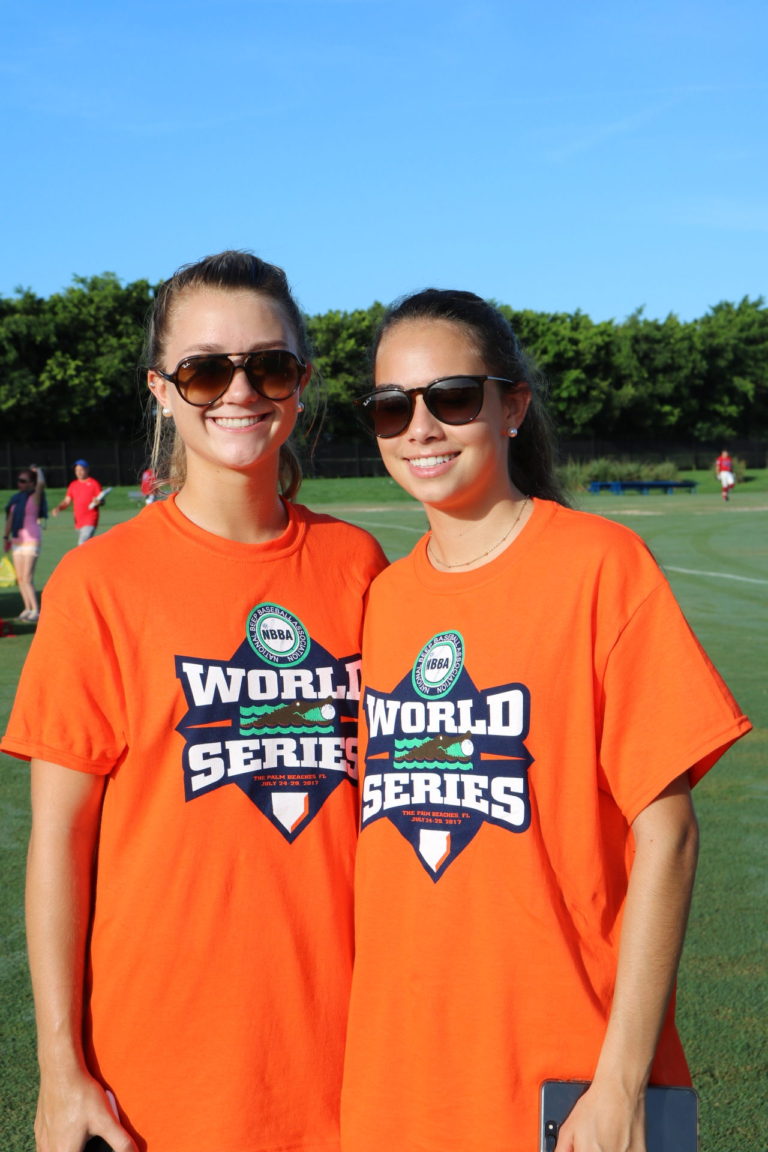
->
xmin=0 ymin=589 xmax=41 ymax=634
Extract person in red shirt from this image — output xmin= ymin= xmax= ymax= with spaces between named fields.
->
xmin=342 ymin=289 xmax=749 ymax=1152
xmin=3 ymin=251 xmax=386 ymax=1152
xmin=139 ymin=466 xmax=158 ymax=504
xmin=52 ymin=459 xmax=104 ymax=543
xmin=715 ymin=449 xmax=735 ymax=501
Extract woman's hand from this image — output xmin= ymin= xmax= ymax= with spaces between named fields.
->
xmin=554 ymin=1079 xmax=645 ymax=1151
xmin=35 ymin=1072 xmax=137 ymax=1152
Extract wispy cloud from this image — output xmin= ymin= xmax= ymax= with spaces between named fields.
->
xmin=543 ymin=96 xmax=685 ymax=164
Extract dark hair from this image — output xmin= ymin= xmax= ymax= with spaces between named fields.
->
xmin=372 ymin=289 xmax=568 ymax=505
xmin=145 ymin=250 xmax=311 ymax=500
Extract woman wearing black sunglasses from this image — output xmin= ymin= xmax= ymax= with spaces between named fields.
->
xmin=341 ymin=290 xmax=749 ymax=1152
xmin=3 ymin=251 xmax=387 ymax=1152
xmin=4 ymin=464 xmax=47 ymax=622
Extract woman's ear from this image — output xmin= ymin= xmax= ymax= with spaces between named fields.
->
xmin=503 ymin=383 xmax=532 ymax=431
xmin=147 ymin=370 xmax=169 ymax=409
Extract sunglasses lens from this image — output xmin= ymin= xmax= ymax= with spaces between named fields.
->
xmin=363 ymin=390 xmax=412 ymax=438
xmin=175 ymin=356 xmax=234 ymax=405
xmin=245 ymin=351 xmax=303 ymax=400
xmin=172 ymin=351 xmax=303 ymax=405
xmin=426 ymin=377 xmax=484 ymax=424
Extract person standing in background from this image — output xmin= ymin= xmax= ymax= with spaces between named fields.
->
xmin=714 ymin=449 xmax=735 ymax=502
xmin=139 ymin=466 xmax=158 ymax=504
xmin=52 ymin=459 xmax=103 ymax=543
xmin=4 ymin=465 xmax=47 ymax=621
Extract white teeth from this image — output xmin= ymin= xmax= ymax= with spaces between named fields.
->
xmin=213 ymin=416 xmax=262 ymax=428
xmin=409 ymin=454 xmax=456 ymax=468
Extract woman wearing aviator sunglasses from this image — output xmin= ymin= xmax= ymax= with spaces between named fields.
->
xmin=341 ymin=290 xmax=749 ymax=1152
xmin=3 ymin=251 xmax=387 ymax=1152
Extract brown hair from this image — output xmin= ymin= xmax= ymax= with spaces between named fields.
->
xmin=144 ymin=250 xmax=311 ymax=500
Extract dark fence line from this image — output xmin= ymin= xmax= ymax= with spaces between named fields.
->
xmin=303 ymin=437 xmax=768 ymax=479
xmin=2 ymin=436 xmax=767 ymax=489
xmin=1 ymin=438 xmax=149 ymax=490
xmin=554 ymin=437 xmax=767 ymax=470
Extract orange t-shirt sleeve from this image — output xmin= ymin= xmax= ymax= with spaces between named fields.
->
xmin=2 ymin=558 xmax=126 ymax=774
xmin=599 ymin=578 xmax=750 ymax=824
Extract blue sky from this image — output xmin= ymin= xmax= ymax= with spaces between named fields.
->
xmin=2 ymin=0 xmax=766 ymax=321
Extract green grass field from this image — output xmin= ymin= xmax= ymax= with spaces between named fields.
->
xmin=1 ymin=474 xmax=766 ymax=1150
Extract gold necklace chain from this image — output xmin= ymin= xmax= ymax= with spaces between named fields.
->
xmin=427 ymin=496 xmax=530 ymax=570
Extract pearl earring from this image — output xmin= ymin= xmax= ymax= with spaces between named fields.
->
xmin=162 ymin=408 xmax=172 ymax=417
xmin=507 ymin=427 xmax=518 ymax=438
xmin=297 ymin=401 xmax=305 ymax=413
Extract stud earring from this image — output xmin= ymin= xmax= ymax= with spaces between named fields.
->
xmin=507 ymin=427 xmax=518 ymax=439
xmin=297 ymin=401 xmax=305 ymax=413
xmin=162 ymin=408 xmax=172 ymax=417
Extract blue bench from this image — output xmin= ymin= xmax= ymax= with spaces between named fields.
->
xmin=588 ymin=480 xmax=698 ymax=495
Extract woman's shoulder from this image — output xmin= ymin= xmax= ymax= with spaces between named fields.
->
xmin=46 ymin=504 xmax=168 ymax=586
xmin=540 ymin=499 xmax=655 ymax=557
xmin=293 ymin=502 xmax=388 ymax=558
xmin=533 ymin=501 xmax=668 ymax=605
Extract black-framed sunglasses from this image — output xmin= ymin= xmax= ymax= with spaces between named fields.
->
xmin=357 ymin=375 xmax=519 ymax=439
xmin=153 ymin=349 xmax=307 ymax=407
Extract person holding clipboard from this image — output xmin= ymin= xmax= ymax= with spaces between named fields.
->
xmin=51 ymin=459 xmax=104 ymax=545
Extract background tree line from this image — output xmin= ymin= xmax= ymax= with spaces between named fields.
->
xmin=1 ymin=273 xmax=766 ymax=444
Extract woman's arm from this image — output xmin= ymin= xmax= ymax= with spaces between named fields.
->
xmin=556 ymin=773 xmax=699 ymax=1152
xmin=26 ymin=759 xmax=137 ymax=1152
xmin=29 ymin=466 xmax=46 ymax=518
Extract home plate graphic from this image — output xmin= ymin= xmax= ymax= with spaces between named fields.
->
xmin=174 ymin=602 xmax=363 ymax=841
xmin=272 ymin=791 xmax=311 ymax=834
xmin=419 ymin=829 xmax=452 ymax=872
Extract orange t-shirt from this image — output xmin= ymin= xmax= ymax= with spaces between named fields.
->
xmin=2 ymin=496 xmax=387 ymax=1152
xmin=341 ymin=499 xmax=750 ymax=1152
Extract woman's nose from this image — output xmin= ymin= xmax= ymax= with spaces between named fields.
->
xmin=220 ymin=364 xmax=260 ymax=403
xmin=407 ymin=393 xmax=443 ymax=439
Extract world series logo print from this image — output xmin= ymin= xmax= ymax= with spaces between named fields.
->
xmin=362 ymin=631 xmax=532 ymax=879
xmin=174 ymin=603 xmax=362 ymax=840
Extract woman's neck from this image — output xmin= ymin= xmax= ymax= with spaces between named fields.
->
xmin=175 ymin=465 xmax=289 ymax=544
xmin=425 ymin=489 xmax=531 ymax=571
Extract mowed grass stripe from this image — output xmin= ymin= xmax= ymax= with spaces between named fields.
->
xmin=664 ymin=566 xmax=768 ymax=585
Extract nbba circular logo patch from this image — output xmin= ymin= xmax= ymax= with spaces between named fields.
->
xmin=247 ymin=603 xmax=310 ymax=666
xmin=412 ymin=631 xmax=464 ymax=699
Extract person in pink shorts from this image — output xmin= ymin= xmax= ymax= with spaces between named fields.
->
xmin=3 ymin=465 xmax=47 ymax=621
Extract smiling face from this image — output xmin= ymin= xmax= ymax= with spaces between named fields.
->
xmin=148 ymin=287 xmax=308 ymax=487
xmin=373 ymin=318 xmax=530 ymax=516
